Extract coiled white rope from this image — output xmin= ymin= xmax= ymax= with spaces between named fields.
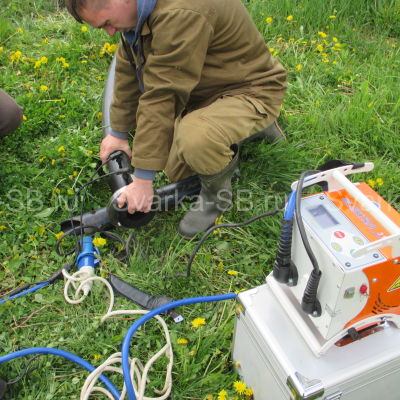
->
xmin=62 ymin=269 xmax=173 ymax=400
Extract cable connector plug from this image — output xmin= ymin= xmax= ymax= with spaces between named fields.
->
xmin=301 ymin=270 xmax=322 ymax=317
xmin=76 ymin=236 xmax=100 ymax=295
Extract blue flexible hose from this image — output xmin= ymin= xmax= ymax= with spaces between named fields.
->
xmin=0 ymin=282 xmax=50 ymax=304
xmin=121 ymin=292 xmax=237 ymax=400
xmin=284 ymin=190 xmax=296 ymax=220
xmin=0 ymin=347 xmax=120 ymax=399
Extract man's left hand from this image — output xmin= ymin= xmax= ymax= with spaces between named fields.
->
xmin=117 ymin=178 xmax=154 ymax=213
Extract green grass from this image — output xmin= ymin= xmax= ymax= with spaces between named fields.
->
xmin=0 ymin=0 xmax=399 ymax=399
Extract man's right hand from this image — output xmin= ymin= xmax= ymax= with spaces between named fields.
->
xmin=100 ymin=135 xmax=132 ymax=163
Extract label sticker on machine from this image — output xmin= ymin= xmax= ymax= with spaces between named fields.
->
xmin=301 ymin=194 xmax=385 ymax=270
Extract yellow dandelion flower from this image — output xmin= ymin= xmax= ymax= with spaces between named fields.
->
xmin=109 ymin=44 xmax=117 ymax=52
xmin=56 ymin=57 xmax=66 ymax=63
xmin=40 ymin=85 xmax=49 ymax=92
xmin=177 ymin=338 xmax=189 ymax=345
xmin=10 ymin=50 xmax=22 ymax=63
xmin=335 ymin=42 xmax=342 ymax=47
xmin=81 ymin=60 xmax=88 ymax=63
xmin=217 ymin=390 xmax=228 ymax=400
xmin=318 ymin=31 xmax=328 ymax=38
xmin=332 ymin=37 xmax=338 ymax=42
xmin=376 ymin=178 xmax=384 ymax=186
xmin=93 ymin=237 xmax=107 ymax=247
xmin=81 ymin=26 xmax=88 ymax=32
xmin=191 ymin=317 xmax=206 ymax=327
xmin=17 ymin=27 xmax=24 ymax=33
xmin=73 ymin=170 xmax=78 ymax=177
xmin=62 ymin=62 xmax=69 ymax=68
xmin=322 ymin=59 xmax=330 ymax=63
xmin=57 ymin=145 xmax=65 ymax=152
xmin=286 ymin=15 xmax=293 ymax=21
xmin=206 ymin=395 xmax=214 ymax=400
xmin=34 ymin=60 xmax=41 ymax=68
xmin=316 ymin=44 xmax=324 ymax=52
xmin=0 ymin=225 xmax=7 ymax=230
xmin=321 ymin=52 xmax=328 ymax=58
xmin=22 ymin=115 xmax=27 ymax=121
xmin=329 ymin=15 xmax=336 ymax=19
xmin=93 ymin=354 xmax=101 ymax=360
xmin=55 ymin=231 xmax=64 ymax=240
xmin=97 ymin=76 xmax=103 ymax=81
xmin=368 ymin=179 xmax=376 ymax=188
xmin=87 ymin=150 xmax=93 ymax=156
xmin=269 ymin=47 xmax=274 ymax=52
xmin=0 ymin=46 xmax=3 ymax=51
xmin=227 ymin=270 xmax=239 ymax=276
xmin=97 ymin=112 xmax=103 ymax=120
xmin=54 ymin=188 xmax=61 ymax=194
xmin=233 ymin=381 xmax=247 ymax=394
xmin=245 ymin=388 xmax=254 ymax=396
xmin=37 ymin=226 xmax=46 ymax=235
xmin=40 ymin=56 xmax=48 ymax=64
xmin=42 ymin=38 xmax=48 ymax=44
xmin=266 ymin=17 xmax=273 ymax=24
xmin=296 ymin=64 xmax=302 ymax=71
xmin=67 ymin=189 xmax=74 ymax=195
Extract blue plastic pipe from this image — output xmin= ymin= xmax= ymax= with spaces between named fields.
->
xmin=121 ymin=292 xmax=237 ymax=400
xmin=0 ymin=347 xmax=120 ymax=399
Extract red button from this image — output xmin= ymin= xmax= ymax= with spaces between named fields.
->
xmin=359 ymin=284 xmax=368 ymax=294
xmin=334 ymin=231 xmax=345 ymax=239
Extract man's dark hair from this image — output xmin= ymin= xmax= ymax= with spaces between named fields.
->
xmin=65 ymin=0 xmax=85 ymax=23
xmin=65 ymin=0 xmax=109 ymax=23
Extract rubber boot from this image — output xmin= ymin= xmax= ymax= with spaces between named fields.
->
xmin=238 ymin=120 xmax=285 ymax=148
xmin=178 ymin=146 xmax=239 ymax=239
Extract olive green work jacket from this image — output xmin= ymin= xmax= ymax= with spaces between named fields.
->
xmin=110 ymin=0 xmax=287 ymax=171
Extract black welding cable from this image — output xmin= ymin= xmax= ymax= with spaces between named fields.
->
xmin=294 ymin=170 xmax=321 ymax=274
xmin=179 ymin=202 xmax=286 ymax=278
xmin=6 ymin=355 xmax=42 ymax=385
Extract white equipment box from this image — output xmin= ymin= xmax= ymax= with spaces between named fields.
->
xmin=232 ymin=283 xmax=400 ymax=400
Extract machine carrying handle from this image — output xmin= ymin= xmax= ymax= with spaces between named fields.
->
xmin=290 ymin=162 xmax=374 ymax=191
xmin=292 ymin=162 xmax=400 ymax=258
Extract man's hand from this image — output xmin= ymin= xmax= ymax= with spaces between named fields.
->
xmin=100 ymin=135 xmax=132 ymax=163
xmin=117 ymin=178 xmax=154 ymax=213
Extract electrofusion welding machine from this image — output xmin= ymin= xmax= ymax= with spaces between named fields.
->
xmin=232 ymin=162 xmax=400 ymax=400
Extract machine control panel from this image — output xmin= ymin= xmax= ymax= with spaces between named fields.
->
xmin=301 ymin=193 xmax=386 ymax=270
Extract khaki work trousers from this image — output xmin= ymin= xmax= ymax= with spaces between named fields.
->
xmin=164 ymin=94 xmax=281 ymax=182
xmin=0 ymin=90 xmax=23 ymax=137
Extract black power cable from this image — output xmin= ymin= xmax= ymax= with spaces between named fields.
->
xmin=0 ymin=355 xmax=43 ymax=399
xmin=178 ymin=202 xmax=286 ymax=278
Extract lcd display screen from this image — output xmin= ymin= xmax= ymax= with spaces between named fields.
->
xmin=307 ymin=204 xmax=339 ymax=228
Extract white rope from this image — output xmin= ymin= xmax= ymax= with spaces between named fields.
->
xmin=62 ymin=269 xmax=173 ymax=400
